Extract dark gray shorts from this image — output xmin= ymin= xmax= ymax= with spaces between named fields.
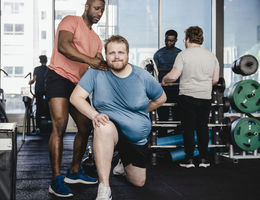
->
xmin=113 ymin=121 xmax=149 ymax=168
xmin=45 ymin=69 xmax=76 ymax=100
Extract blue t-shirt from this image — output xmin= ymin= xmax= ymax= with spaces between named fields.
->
xmin=33 ymin=65 xmax=48 ymax=94
xmin=153 ymin=47 xmax=181 ymax=82
xmin=78 ymin=65 xmax=163 ymax=145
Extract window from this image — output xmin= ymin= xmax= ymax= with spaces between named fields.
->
xmin=161 ymin=0 xmax=212 ymax=51
xmin=41 ymin=11 xmax=47 ymax=20
xmin=15 ymin=24 xmax=24 ymax=35
xmin=3 ymin=67 xmax=13 ymax=76
xmin=14 ymin=66 xmax=24 ymax=77
xmin=41 ymin=30 xmax=47 ymax=39
xmin=1 ymin=0 xmax=53 ymax=114
xmin=111 ymin=0 xmax=158 ymax=66
xmin=55 ymin=10 xmax=76 ymax=20
xmin=257 ymin=25 xmax=260 ymax=42
xmin=4 ymin=24 xmax=13 ymax=35
xmin=224 ymin=0 xmax=260 ymax=89
xmin=4 ymin=2 xmax=24 ymax=14
xmin=4 ymin=24 xmax=24 ymax=35
xmin=3 ymin=66 xmax=24 ymax=77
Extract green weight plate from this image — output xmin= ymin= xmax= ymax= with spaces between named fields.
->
xmin=231 ymin=118 xmax=260 ymax=151
xmin=229 ymin=80 xmax=260 ymax=113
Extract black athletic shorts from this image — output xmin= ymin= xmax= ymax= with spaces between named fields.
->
xmin=45 ymin=69 xmax=76 ymax=100
xmin=114 ymin=121 xmax=150 ymax=168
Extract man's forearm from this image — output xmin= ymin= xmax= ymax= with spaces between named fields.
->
xmin=147 ymin=92 xmax=167 ymax=112
xmin=70 ymin=87 xmax=99 ymax=120
xmin=58 ymin=41 xmax=98 ymax=66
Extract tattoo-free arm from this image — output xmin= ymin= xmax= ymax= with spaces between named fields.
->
xmin=161 ymin=67 xmax=182 ymax=86
xmin=147 ymin=91 xmax=167 ymax=113
xmin=29 ymin=75 xmax=37 ymax=85
xmin=70 ymin=85 xmax=109 ymax=128
xmin=58 ymin=30 xmax=107 ymax=70
xmin=212 ymin=66 xmax=220 ymax=85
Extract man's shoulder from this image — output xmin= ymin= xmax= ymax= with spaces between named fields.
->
xmin=155 ymin=47 xmax=167 ymax=54
xmin=131 ymin=65 xmax=155 ymax=80
xmin=175 ymin=47 xmax=182 ymax=52
xmin=62 ymin=15 xmax=79 ymax=21
xmin=87 ymin=67 xmax=108 ymax=75
xmin=58 ymin=15 xmax=80 ymax=29
xmin=132 ymin=64 xmax=148 ymax=74
xmin=34 ymin=65 xmax=41 ymax=71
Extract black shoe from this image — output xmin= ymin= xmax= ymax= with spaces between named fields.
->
xmin=199 ymin=158 xmax=210 ymax=168
xmin=179 ymin=158 xmax=195 ymax=168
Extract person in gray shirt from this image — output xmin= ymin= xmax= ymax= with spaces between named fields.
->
xmin=162 ymin=26 xmax=219 ymax=168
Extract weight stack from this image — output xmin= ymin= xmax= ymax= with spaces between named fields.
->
xmin=0 ymin=123 xmax=17 ymax=200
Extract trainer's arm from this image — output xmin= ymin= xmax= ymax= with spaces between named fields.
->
xmin=70 ymin=85 xmax=109 ymax=128
xmin=161 ymin=67 xmax=182 ymax=86
xmin=147 ymin=91 xmax=167 ymax=113
xmin=58 ymin=30 xmax=107 ymax=70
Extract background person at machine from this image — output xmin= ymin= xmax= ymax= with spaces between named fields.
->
xmin=29 ymin=55 xmax=49 ymax=132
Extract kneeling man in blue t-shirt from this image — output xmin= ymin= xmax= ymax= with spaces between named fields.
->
xmin=70 ymin=35 xmax=166 ymax=200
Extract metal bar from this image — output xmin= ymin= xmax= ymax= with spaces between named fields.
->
xmin=150 ymin=144 xmax=226 ymax=149
xmin=162 ymin=103 xmax=177 ymax=107
xmin=152 ymin=123 xmax=229 ymax=128
xmin=156 ymin=120 xmax=181 ymax=124
xmin=220 ymin=154 xmax=260 ymax=160
xmin=152 ymin=124 xmax=178 ymax=128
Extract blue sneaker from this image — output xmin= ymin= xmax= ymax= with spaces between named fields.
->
xmin=48 ymin=175 xmax=73 ymax=197
xmin=64 ymin=166 xmax=98 ymax=184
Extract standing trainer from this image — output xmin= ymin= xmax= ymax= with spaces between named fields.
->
xmin=162 ymin=26 xmax=219 ymax=168
xmin=47 ymin=0 xmax=107 ymax=197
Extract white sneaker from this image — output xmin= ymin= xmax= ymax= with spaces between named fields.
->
xmin=96 ymin=183 xmax=112 ymax=200
xmin=112 ymin=159 xmax=125 ymax=176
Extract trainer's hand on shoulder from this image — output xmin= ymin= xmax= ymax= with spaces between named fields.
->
xmin=93 ymin=113 xmax=109 ymax=128
xmin=90 ymin=58 xmax=109 ymax=71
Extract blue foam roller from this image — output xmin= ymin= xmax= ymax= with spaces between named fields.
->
xmin=157 ymin=135 xmax=184 ymax=146
xmin=156 ymin=130 xmax=212 ymax=146
xmin=170 ymin=148 xmax=199 ymax=162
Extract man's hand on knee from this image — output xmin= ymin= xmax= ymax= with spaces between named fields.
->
xmin=93 ymin=113 xmax=109 ymax=128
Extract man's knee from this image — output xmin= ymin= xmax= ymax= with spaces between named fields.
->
xmin=127 ymin=174 xmax=146 ymax=187
xmin=94 ymin=121 xmax=117 ymax=139
xmin=125 ymin=165 xmax=146 ymax=187
xmin=52 ymin=116 xmax=68 ymax=134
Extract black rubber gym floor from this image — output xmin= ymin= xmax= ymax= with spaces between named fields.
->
xmin=16 ymin=132 xmax=260 ymax=200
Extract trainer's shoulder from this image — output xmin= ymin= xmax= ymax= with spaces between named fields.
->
xmin=60 ymin=15 xmax=78 ymax=23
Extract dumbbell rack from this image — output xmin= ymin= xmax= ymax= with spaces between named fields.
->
xmin=218 ymin=56 xmax=260 ymax=163
xmin=218 ymin=113 xmax=260 ymax=163
xmin=219 ymin=144 xmax=260 ymax=163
